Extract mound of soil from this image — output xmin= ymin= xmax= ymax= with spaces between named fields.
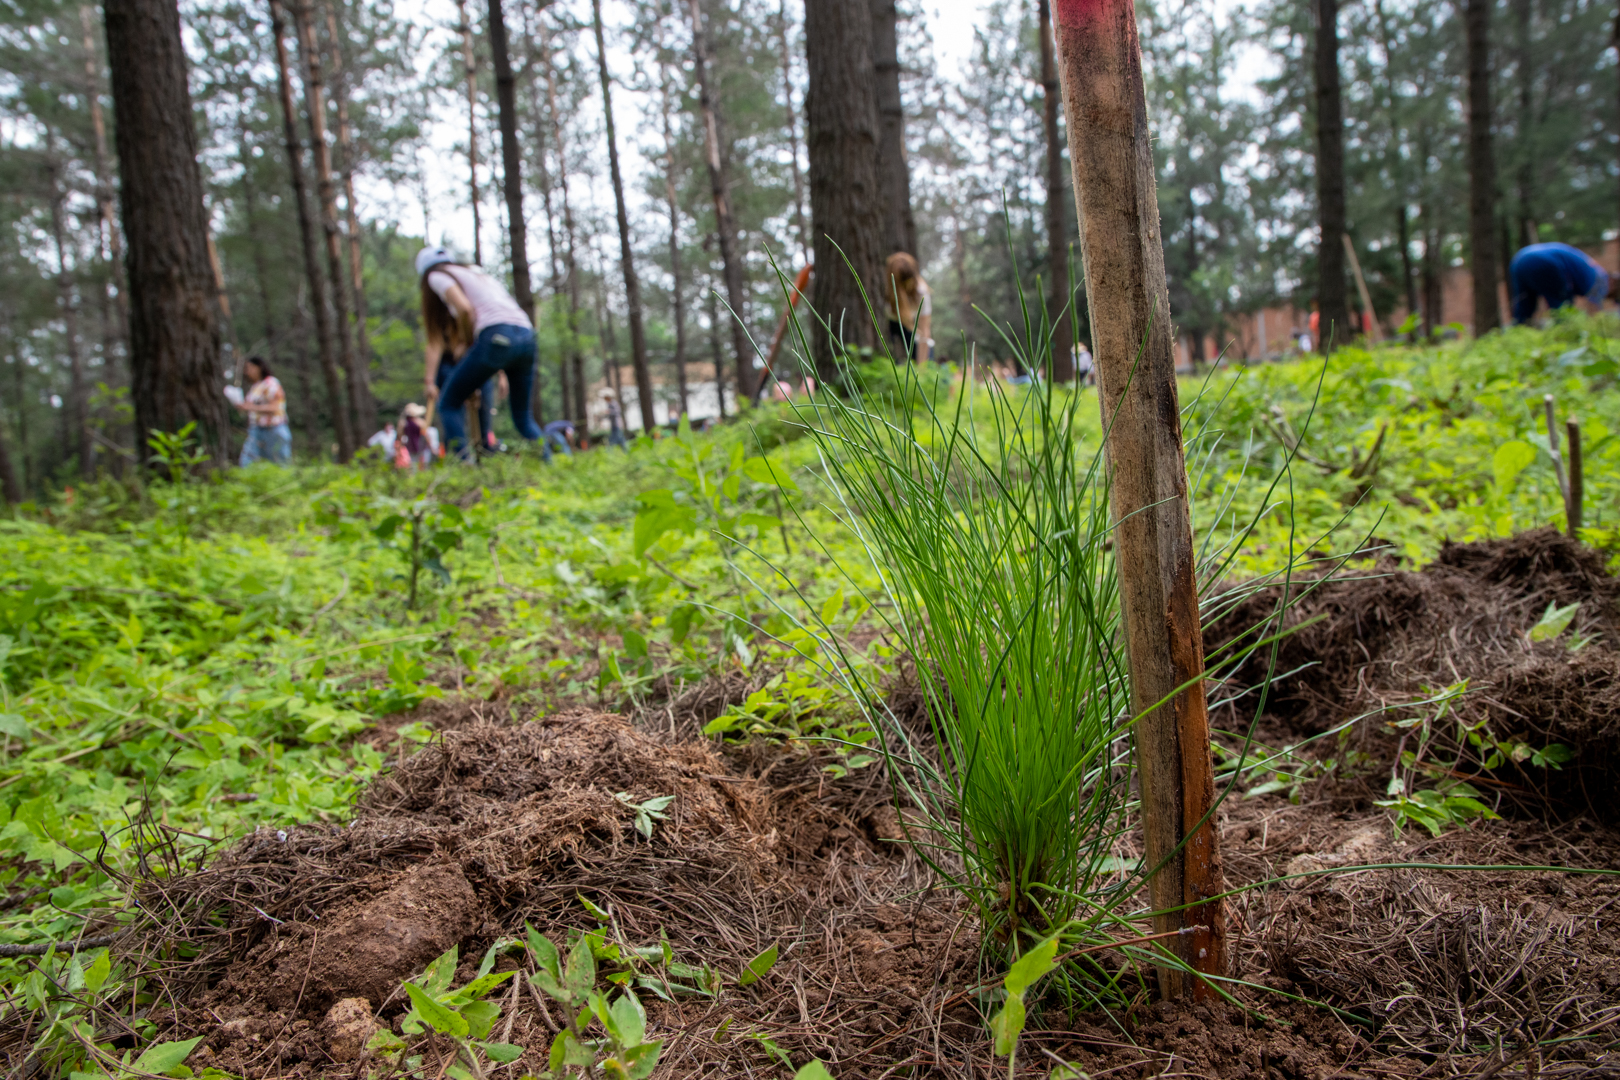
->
xmin=1209 ymin=528 xmax=1620 ymax=820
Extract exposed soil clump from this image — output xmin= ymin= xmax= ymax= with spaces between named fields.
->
xmin=1209 ymin=528 xmax=1620 ymax=820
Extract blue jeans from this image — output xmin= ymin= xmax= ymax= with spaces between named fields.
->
xmin=441 ymin=324 xmax=541 ymax=458
xmin=543 ymin=430 xmax=573 ymax=456
xmin=240 ymin=423 xmax=291 ymax=466
xmin=436 ymin=359 xmax=495 ymax=448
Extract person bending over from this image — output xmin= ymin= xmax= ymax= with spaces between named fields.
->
xmin=1509 ymin=242 xmax=1616 ymax=325
xmin=883 ymin=252 xmax=933 ymax=363
xmin=417 ymin=245 xmax=542 ymax=459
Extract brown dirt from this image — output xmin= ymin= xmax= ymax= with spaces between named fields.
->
xmin=60 ymin=531 xmax=1620 ymax=1078
xmin=1208 ymin=527 xmax=1620 ymax=821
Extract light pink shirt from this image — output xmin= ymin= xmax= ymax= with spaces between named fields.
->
xmin=427 ymin=264 xmax=531 ymax=334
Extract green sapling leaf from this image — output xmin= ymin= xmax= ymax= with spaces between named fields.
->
xmin=405 ymin=982 xmax=468 ymax=1037
xmin=794 ymin=1062 xmax=837 ymax=1080
xmin=133 ymin=1037 xmax=204 ymax=1075
xmin=737 ymin=943 xmax=779 ymax=987
xmin=479 ymin=1042 xmax=525 ymax=1063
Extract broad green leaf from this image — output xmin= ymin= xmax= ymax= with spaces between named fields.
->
xmin=459 ymin=969 xmax=514 ymax=1001
xmin=526 ymin=924 xmax=561 ymax=980
xmin=819 ymin=590 xmax=845 ymax=626
xmin=742 ymin=456 xmax=798 ymax=490
xmin=132 ymin=1037 xmax=204 ymax=1075
xmin=564 ymin=934 xmax=597 ymax=1000
xmin=794 ymin=1062 xmax=836 ymax=1080
xmin=736 ymin=943 xmax=778 ymax=987
xmin=479 ymin=1042 xmax=524 ymax=1063
xmin=1529 ymin=600 xmax=1579 ymax=642
xmin=989 ymin=996 xmax=1027 ymax=1057
xmin=624 ymin=1039 xmax=664 ymax=1080
xmin=609 ymin=989 xmax=647 ymax=1046
xmin=83 ymin=950 xmax=112 ymax=994
xmin=461 ymin=999 xmax=500 ymax=1039
xmin=405 ymin=982 xmax=468 ymax=1037
xmin=421 ymin=947 xmax=459 ymax=994
xmin=1492 ymin=440 xmax=1538 ymax=493
xmin=735 ymin=512 xmax=781 ymax=530
xmin=1003 ymin=935 xmax=1060 ymax=996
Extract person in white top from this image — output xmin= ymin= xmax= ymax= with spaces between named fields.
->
xmin=882 ymin=252 xmax=933 ymax=363
xmin=416 ymin=245 xmax=542 ymax=459
xmin=367 ymin=421 xmax=397 ymax=457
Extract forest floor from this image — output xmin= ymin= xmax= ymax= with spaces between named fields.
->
xmin=7 ymin=318 xmax=1620 ymax=1078
xmin=109 ymin=528 xmax=1620 ymax=1079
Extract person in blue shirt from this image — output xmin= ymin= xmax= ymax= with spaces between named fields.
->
xmin=1508 ymin=242 xmax=1615 ymax=324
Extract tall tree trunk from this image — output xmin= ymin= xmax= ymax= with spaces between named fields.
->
xmin=1464 ymin=0 xmax=1500 ymax=335
xmin=455 ymin=0 xmax=483 ymax=264
xmin=686 ymin=0 xmax=755 ymax=404
xmin=1054 ymin=0 xmax=1224 ymax=999
xmin=777 ymin=0 xmax=810 ymax=264
xmin=542 ymin=29 xmax=585 ymax=427
xmin=293 ymin=0 xmax=366 ymax=443
xmin=1423 ymin=220 xmax=1441 ymax=339
xmin=322 ymin=0 xmax=376 ymax=436
xmin=660 ymin=57 xmax=691 ymax=419
xmin=0 ymin=418 xmax=20 ymax=505
xmin=487 ymin=0 xmax=534 ymax=322
xmin=81 ymin=3 xmax=129 ymax=355
xmin=804 ymin=0 xmax=885 ymax=382
xmin=1039 ymin=0 xmax=1072 ymax=380
xmin=1397 ymin=204 xmax=1417 ymax=327
xmin=1314 ymin=0 xmax=1351 ymax=350
xmin=1514 ymin=0 xmax=1535 ymax=245
xmin=592 ymin=0 xmax=655 ymax=433
xmin=269 ymin=0 xmax=352 ymax=460
xmin=707 ymin=277 xmax=728 ymax=419
xmin=870 ymin=0 xmax=915 ymax=258
xmin=103 ymin=0 xmax=227 ymax=464
xmin=237 ymin=120 xmax=280 ymax=346
xmin=49 ymin=161 xmax=93 ymax=477
xmin=10 ymin=354 xmax=35 ymax=493
xmin=530 ymin=12 xmax=565 ymax=422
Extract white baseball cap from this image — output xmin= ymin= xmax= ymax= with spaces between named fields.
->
xmin=415 ymin=245 xmax=453 ymax=277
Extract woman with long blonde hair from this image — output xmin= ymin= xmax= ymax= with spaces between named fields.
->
xmin=883 ymin=252 xmax=933 ymax=363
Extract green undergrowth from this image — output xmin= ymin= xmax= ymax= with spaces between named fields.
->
xmin=1 ymin=313 xmax=1618 ymax=1073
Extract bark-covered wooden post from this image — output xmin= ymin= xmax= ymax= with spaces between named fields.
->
xmin=1052 ymin=0 xmax=1225 ymax=999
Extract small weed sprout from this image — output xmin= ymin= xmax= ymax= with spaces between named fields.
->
xmin=365 ymin=944 xmax=524 ymax=1078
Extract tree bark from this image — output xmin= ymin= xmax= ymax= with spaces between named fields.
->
xmin=81 ymin=3 xmax=129 ymax=355
xmin=269 ymin=0 xmax=352 ymax=460
xmin=292 ymin=0 xmax=366 ymax=445
xmin=531 ymin=18 xmax=566 ymax=424
xmin=455 ymin=0 xmax=483 ymax=265
xmin=1039 ymin=0 xmax=1072 ymax=380
xmin=48 ymin=152 xmax=94 ymax=478
xmin=660 ymin=55 xmax=691 ymax=419
xmin=1314 ymin=0 xmax=1351 ymax=350
xmin=1053 ymin=0 xmax=1224 ymax=1000
xmin=103 ymin=0 xmax=228 ymax=465
xmin=322 ymin=0 xmax=377 ymax=436
xmin=804 ymin=0 xmax=885 ymax=382
xmin=687 ymin=0 xmax=755 ymax=404
xmin=488 ymin=0 xmax=535 ymax=324
xmin=0 ymin=418 xmax=20 ymax=505
xmin=777 ymin=0 xmax=810 ymax=264
xmin=1513 ymin=0 xmax=1535 ymax=246
xmin=592 ymin=0 xmax=655 ymax=433
xmin=870 ymin=0 xmax=915 ymax=258
xmin=1464 ymin=0 xmax=1500 ymax=335
xmin=542 ymin=28 xmax=586 ymax=427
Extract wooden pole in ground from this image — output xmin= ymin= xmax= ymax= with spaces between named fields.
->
xmin=1567 ymin=418 xmax=1583 ymax=539
xmin=1052 ymin=0 xmax=1225 ymax=1000
xmin=1342 ymin=233 xmax=1382 ymax=343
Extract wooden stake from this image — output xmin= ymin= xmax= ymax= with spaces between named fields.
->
xmin=1567 ymin=418 xmax=1583 ymax=539
xmin=1341 ymin=233 xmax=1382 ymax=343
xmin=1053 ymin=0 xmax=1225 ymax=999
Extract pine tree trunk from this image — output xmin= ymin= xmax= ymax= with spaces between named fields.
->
xmin=269 ymin=0 xmax=353 ymax=460
xmin=777 ymin=0 xmax=810 ymax=264
xmin=1039 ymin=0 xmax=1073 ymax=380
xmin=687 ymin=0 xmax=755 ymax=404
xmin=804 ymin=0 xmax=885 ymax=382
xmin=707 ymin=278 xmax=728 ymax=419
xmin=455 ymin=0 xmax=483 ymax=265
xmin=1398 ymin=204 xmax=1417 ymax=327
xmin=541 ymin=31 xmax=585 ymax=427
xmin=1054 ymin=0 xmax=1224 ymax=1000
xmin=1464 ymin=0 xmax=1500 ymax=335
xmin=1514 ymin=0 xmax=1534 ymax=245
xmin=593 ymin=0 xmax=655 ymax=433
xmin=488 ymin=0 xmax=534 ymax=322
xmin=1314 ymin=0 xmax=1351 ymax=350
xmin=660 ymin=58 xmax=691 ymax=419
xmin=103 ymin=0 xmax=228 ymax=465
xmin=870 ymin=0 xmax=915 ymax=258
xmin=322 ymin=0 xmax=377 ymax=436
xmin=80 ymin=4 xmax=129 ymax=355
xmin=0 ymin=419 xmax=20 ymax=505
xmin=49 ymin=157 xmax=94 ymax=478
xmin=293 ymin=0 xmax=366 ymax=444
